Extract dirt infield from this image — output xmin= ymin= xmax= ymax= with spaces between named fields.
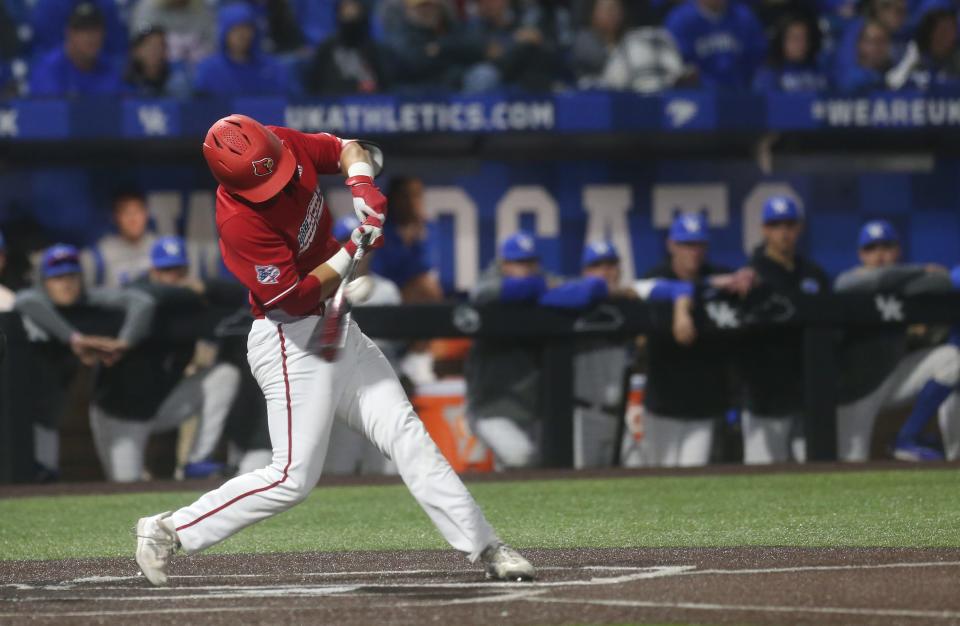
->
xmin=3 ymin=547 xmax=960 ymax=625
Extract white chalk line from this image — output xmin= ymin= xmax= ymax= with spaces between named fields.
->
xmin=677 ymin=560 xmax=960 ymax=577
xmin=2 ymin=566 xmax=695 ymax=600
xmin=528 ymin=597 xmax=960 ymax=620
xmin=4 ymin=561 xmax=960 ymax=616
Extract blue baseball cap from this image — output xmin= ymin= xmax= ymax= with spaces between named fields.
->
xmin=151 ymin=236 xmax=188 ymax=269
xmin=581 ymin=240 xmax=619 ymax=268
xmin=41 ymin=243 xmax=81 ymax=278
xmin=333 ymin=215 xmax=361 ymax=243
xmin=951 ymin=265 xmax=960 ymax=289
xmin=669 ymin=213 xmax=709 ymax=243
xmin=762 ymin=196 xmax=803 ymax=224
xmin=500 ymin=231 xmax=539 ymax=262
xmin=858 ymin=219 xmax=899 ymax=249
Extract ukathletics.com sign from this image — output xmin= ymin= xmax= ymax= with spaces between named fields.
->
xmin=811 ymin=96 xmax=960 ymax=128
xmin=284 ymin=100 xmax=555 ymax=134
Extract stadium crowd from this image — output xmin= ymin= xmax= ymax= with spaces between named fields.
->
xmin=2 ymin=0 xmax=960 ymax=98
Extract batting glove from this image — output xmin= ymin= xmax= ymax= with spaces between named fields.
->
xmin=345 ymin=175 xmax=387 ymax=224
xmin=343 ymin=216 xmax=384 ymax=256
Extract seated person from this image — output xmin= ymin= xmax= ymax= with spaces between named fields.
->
xmin=81 ymin=190 xmax=157 ymax=288
xmin=28 ymin=2 xmax=124 ymax=97
xmin=753 ymin=13 xmax=828 ymax=93
xmin=14 ymin=244 xmax=156 ymax=481
xmin=887 ymin=5 xmax=960 ymax=92
xmin=665 ymin=0 xmax=767 ymax=89
xmin=90 ymin=236 xmax=243 ymax=482
xmin=370 ymin=176 xmax=444 ymax=385
xmin=835 ymin=220 xmax=960 ymax=462
xmin=193 ymin=3 xmax=296 ymax=96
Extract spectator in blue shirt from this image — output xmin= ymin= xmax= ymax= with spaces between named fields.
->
xmin=665 ymin=0 xmax=768 ymax=89
xmin=887 ymin=4 xmax=960 ymax=92
xmin=369 ymin=175 xmax=444 ymax=386
xmin=192 ymin=2 xmax=296 ymax=96
xmin=29 ymin=0 xmax=127 ymax=61
xmin=833 ymin=0 xmax=911 ymax=82
xmin=835 ymin=18 xmax=892 ymax=93
xmin=124 ymin=26 xmax=191 ymax=98
xmin=28 ymin=2 xmax=124 ymax=97
xmin=370 ymin=176 xmax=443 ymax=302
xmin=753 ymin=13 xmax=828 ymax=93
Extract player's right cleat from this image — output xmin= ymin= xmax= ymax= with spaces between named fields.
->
xmin=135 ymin=511 xmax=179 ymax=586
xmin=481 ymin=542 xmax=536 ymax=582
xmin=893 ymin=441 xmax=944 ymax=462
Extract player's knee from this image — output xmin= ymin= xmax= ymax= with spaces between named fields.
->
xmin=208 ymin=363 xmax=242 ymax=392
xmin=932 ymin=346 xmax=960 ymax=387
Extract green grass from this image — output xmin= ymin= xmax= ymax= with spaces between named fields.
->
xmin=2 ymin=469 xmax=959 ymax=561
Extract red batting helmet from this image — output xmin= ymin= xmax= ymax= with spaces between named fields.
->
xmin=202 ymin=114 xmax=296 ymax=203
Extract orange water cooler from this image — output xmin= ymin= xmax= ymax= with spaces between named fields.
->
xmin=412 ymin=378 xmax=495 ymax=474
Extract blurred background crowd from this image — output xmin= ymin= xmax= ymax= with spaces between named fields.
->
xmin=3 ymin=0 xmax=960 ymax=99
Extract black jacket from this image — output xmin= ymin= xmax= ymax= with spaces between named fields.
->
xmin=643 ymin=259 xmax=734 ymax=419
xmin=739 ymin=246 xmax=830 ymax=416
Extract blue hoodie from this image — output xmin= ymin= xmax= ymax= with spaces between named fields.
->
xmin=193 ymin=3 xmax=296 ymax=96
xmin=665 ymin=0 xmax=767 ymax=89
xmin=28 ymin=46 xmax=124 ymax=97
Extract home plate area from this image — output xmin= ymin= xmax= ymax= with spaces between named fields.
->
xmin=3 ymin=547 xmax=960 ymax=625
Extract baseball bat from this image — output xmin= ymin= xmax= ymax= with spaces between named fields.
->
xmin=312 ymin=234 xmax=370 ymax=361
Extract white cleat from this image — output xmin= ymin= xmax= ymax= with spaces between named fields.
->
xmin=135 ymin=511 xmax=179 ymax=586
xmin=481 ymin=542 xmax=536 ymax=582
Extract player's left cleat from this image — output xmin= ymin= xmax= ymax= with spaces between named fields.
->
xmin=481 ymin=542 xmax=536 ymax=582
xmin=893 ymin=441 xmax=944 ymax=462
xmin=135 ymin=511 xmax=179 ymax=586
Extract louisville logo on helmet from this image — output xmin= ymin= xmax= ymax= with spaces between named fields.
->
xmin=251 ymin=157 xmax=275 ymax=177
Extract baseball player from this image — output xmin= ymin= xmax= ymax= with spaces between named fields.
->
xmin=0 ymin=230 xmax=14 ymax=312
xmin=15 ymin=244 xmax=156 ymax=481
xmin=80 ymin=190 xmax=157 ymax=288
xmin=466 ymin=232 xmax=611 ymax=469
xmin=835 ymin=220 xmax=960 ymax=462
xmin=135 ymin=114 xmax=534 ymax=585
xmin=573 ymin=241 xmax=632 ymax=468
xmin=88 ymin=236 xmax=242 ymax=481
xmin=740 ymin=196 xmax=830 ymax=464
xmin=637 ymin=213 xmax=754 ymax=467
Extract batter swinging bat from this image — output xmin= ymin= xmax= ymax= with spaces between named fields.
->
xmin=312 ymin=234 xmax=370 ymax=361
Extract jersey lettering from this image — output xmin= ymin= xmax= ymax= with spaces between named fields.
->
xmin=298 ymin=188 xmax=324 ymax=256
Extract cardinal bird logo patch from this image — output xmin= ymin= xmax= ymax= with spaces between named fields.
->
xmin=252 ymin=157 xmax=275 ymax=177
xmin=255 ymin=264 xmax=280 ymax=284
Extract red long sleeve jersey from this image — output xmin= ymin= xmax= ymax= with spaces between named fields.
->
xmin=215 ymin=127 xmax=343 ymax=317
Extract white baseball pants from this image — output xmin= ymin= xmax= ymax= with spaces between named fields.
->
xmin=90 ymin=363 xmax=240 ymax=482
xmin=573 ymin=407 xmax=619 ymax=469
xmin=741 ymin=412 xmax=797 ymax=464
xmin=837 ymin=345 xmax=960 ymax=462
xmin=473 ymin=417 xmax=538 ymax=469
xmin=169 ymin=316 xmax=498 ymax=560
xmin=639 ymin=411 xmax=715 ymax=467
